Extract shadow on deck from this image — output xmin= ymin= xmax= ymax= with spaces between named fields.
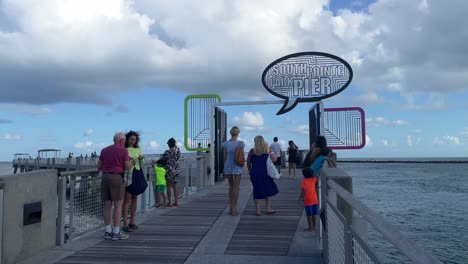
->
xmin=26 ymin=170 xmax=322 ymax=264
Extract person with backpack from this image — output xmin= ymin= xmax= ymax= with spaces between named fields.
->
xmin=122 ymin=130 xmax=145 ymax=233
xmin=303 ymin=136 xmax=336 ymax=169
xmin=223 ymin=126 xmax=245 ymax=216
xmin=287 ymin=140 xmax=299 ymax=178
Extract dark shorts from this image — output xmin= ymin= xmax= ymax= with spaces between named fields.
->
xmin=304 ymin=204 xmax=319 ymax=216
xmin=155 ymin=185 xmax=166 ymax=193
xmin=101 ymin=173 xmax=124 ymax=201
xmin=273 ymin=157 xmax=281 ymax=166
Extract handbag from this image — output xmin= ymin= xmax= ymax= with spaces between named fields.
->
xmin=234 ymin=142 xmax=245 ymax=167
xmin=266 ymin=155 xmax=281 ymax=179
xmin=125 ymin=159 xmax=148 ymax=196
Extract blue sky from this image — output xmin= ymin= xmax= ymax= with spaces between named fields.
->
xmin=1 ymin=0 xmax=467 ymax=161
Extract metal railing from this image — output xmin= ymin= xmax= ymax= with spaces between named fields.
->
xmin=320 ymin=168 xmax=442 ymax=264
xmin=0 ymin=182 xmax=4 ymax=262
xmin=56 ymin=155 xmax=206 ymax=245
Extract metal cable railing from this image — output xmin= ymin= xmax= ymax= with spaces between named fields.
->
xmin=321 ymin=168 xmax=442 ymax=264
xmin=57 ymin=156 xmax=207 ymax=244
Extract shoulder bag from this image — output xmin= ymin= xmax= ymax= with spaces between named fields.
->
xmin=267 ymin=155 xmax=281 ymax=179
xmin=234 ymin=141 xmax=245 ymax=167
xmin=126 ymin=159 xmax=148 ymax=196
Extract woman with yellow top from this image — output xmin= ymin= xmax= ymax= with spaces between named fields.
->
xmin=122 ymin=130 xmax=144 ymax=232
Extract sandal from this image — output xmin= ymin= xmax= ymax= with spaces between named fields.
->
xmin=122 ymin=226 xmax=132 ymax=232
xmin=128 ymin=224 xmax=138 ymax=229
xmin=166 ymin=203 xmax=173 ymax=207
xmin=173 ymin=203 xmax=179 ymax=206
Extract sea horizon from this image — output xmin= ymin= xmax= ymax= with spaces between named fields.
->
xmin=2 ymin=156 xmax=468 ymax=163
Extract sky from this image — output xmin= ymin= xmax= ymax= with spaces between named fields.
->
xmin=0 ymin=0 xmax=467 ymax=161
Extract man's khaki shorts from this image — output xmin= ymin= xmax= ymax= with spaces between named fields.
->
xmin=101 ymin=173 xmax=124 ymax=201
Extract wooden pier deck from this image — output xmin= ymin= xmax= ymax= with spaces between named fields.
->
xmin=28 ymin=170 xmax=322 ymax=264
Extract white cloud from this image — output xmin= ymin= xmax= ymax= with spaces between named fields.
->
xmin=365 ymin=134 xmax=373 ymax=147
xmin=443 ymin=136 xmax=459 ymax=145
xmin=148 ymin=140 xmax=161 ymax=150
xmin=1 ymin=0 xmax=468 ymax=106
xmin=459 ymin=128 xmax=468 ymax=138
xmin=232 ymin=112 xmax=264 ymax=131
xmin=1 ymin=133 xmax=21 ymax=141
xmin=392 ymin=120 xmax=409 ymax=126
xmin=407 ymin=135 xmax=413 ymax=147
xmin=292 ymin=124 xmax=309 ymax=135
xmin=405 ymin=93 xmax=449 ymax=111
xmin=84 ymin=128 xmax=93 ymax=136
xmin=382 ymin=139 xmax=389 ymax=146
xmin=354 ymin=92 xmax=386 ymax=105
xmin=366 ymin=117 xmax=409 ymax=127
xmin=285 ymin=117 xmax=298 ymax=125
xmin=74 ymin=141 xmax=104 ymax=152
xmin=433 ymin=136 xmax=460 ymax=146
xmin=0 ymin=104 xmax=53 ymax=116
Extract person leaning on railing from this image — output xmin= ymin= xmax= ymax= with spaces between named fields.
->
xmin=308 ymin=136 xmax=336 ymax=168
xmin=98 ymin=132 xmax=132 ymax=241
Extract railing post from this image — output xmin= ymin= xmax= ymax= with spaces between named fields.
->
xmin=69 ymin=176 xmax=75 ymax=240
xmin=52 ymin=158 xmax=56 ymax=169
xmin=67 ymin=158 xmax=71 ymax=171
xmin=56 ymin=176 xmax=66 ymax=245
xmin=0 ymin=182 xmax=4 ymax=263
xmin=344 ymin=223 xmax=353 ymax=264
xmin=200 ymin=157 xmax=205 ymax=189
xmin=320 ymin=173 xmax=329 ymax=263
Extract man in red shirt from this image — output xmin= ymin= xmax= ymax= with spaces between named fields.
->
xmin=299 ymin=167 xmax=319 ymax=231
xmin=98 ymin=132 xmax=133 ymax=240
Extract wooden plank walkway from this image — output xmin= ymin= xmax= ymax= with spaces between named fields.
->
xmin=226 ymin=176 xmax=305 ymax=256
xmin=53 ymin=170 xmax=322 ymax=264
xmin=56 ymin=191 xmax=228 ymax=264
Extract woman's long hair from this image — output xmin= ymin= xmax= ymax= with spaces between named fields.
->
xmin=253 ymin=135 xmax=269 ymax=155
xmin=125 ymin=130 xmax=140 ymax=148
xmin=288 ymin=140 xmax=298 ymax=149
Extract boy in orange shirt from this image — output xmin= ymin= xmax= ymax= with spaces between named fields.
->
xmin=299 ymin=167 xmax=319 ymax=231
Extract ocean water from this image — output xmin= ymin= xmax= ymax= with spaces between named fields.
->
xmin=0 ymin=161 xmax=13 ymax=176
xmin=1 ymin=161 xmax=466 ymax=263
xmin=339 ymin=162 xmax=468 ymax=264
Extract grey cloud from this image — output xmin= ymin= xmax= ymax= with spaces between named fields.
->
xmin=1 ymin=0 xmax=468 ymax=107
xmin=115 ymin=104 xmax=129 ymax=113
xmin=0 ymin=119 xmax=12 ymax=123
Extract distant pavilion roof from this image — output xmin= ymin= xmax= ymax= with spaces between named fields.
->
xmin=37 ymin=149 xmax=62 ymax=152
xmin=37 ymin=149 xmax=62 ymax=158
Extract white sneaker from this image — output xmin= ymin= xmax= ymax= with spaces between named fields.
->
xmin=111 ymin=231 xmax=129 ymax=241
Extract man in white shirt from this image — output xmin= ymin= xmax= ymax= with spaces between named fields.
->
xmin=270 ymin=137 xmax=282 ymax=173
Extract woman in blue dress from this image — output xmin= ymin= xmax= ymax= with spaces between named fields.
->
xmin=247 ymin=135 xmax=279 ymax=216
xmin=223 ymin=126 xmax=245 ymax=216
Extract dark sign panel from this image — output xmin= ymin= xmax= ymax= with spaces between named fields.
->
xmin=262 ymin=52 xmax=353 ymax=115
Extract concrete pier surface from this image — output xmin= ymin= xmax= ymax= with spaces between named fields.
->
xmin=20 ymin=170 xmax=322 ymax=264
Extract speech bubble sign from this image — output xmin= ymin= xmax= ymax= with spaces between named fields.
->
xmin=262 ymin=52 xmax=353 ymax=115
